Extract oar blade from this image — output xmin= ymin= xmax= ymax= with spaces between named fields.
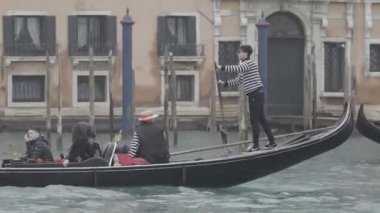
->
xmin=218 ymin=125 xmax=228 ymax=144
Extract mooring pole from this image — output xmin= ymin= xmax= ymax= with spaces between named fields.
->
xmin=163 ymin=46 xmax=170 ymax=142
xmin=120 ymin=8 xmax=135 ymax=134
xmin=108 ymin=50 xmax=114 ymax=141
xmin=89 ymin=46 xmax=95 ymax=126
xmin=45 ymin=51 xmax=51 ymax=142
xmin=56 ymin=45 xmax=63 ymax=152
xmin=256 ymin=13 xmax=270 ymax=113
xmin=169 ymin=52 xmax=178 ymax=147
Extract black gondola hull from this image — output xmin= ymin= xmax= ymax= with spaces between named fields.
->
xmin=0 ymin=104 xmax=353 ymax=188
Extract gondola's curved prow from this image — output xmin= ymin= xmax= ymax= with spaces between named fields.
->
xmin=180 ymin=101 xmax=353 ymax=187
xmin=356 ymin=104 xmax=380 ymax=143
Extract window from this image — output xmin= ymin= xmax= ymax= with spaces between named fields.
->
xmin=161 ymin=70 xmax=199 ymax=104
xmin=2 ymin=16 xmax=55 ymax=56
xmin=370 ymin=44 xmax=380 ymax=72
xmin=157 ymin=16 xmax=196 ymax=56
xmin=69 ymin=15 xmax=116 ymax=56
xmin=324 ymin=42 xmax=345 ymax=92
xmin=12 ymin=75 xmax=45 ymax=102
xmin=168 ymin=75 xmax=194 ymax=101
xmin=77 ymin=76 xmax=107 ymax=102
xmin=218 ymin=41 xmax=240 ymax=92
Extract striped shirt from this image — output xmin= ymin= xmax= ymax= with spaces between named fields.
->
xmin=128 ymin=130 xmax=168 ymax=157
xmin=128 ymin=132 xmax=140 ymax=157
xmin=222 ymin=59 xmax=263 ymax=95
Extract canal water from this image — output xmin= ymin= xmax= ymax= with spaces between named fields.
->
xmin=0 ymin=131 xmax=379 ymax=212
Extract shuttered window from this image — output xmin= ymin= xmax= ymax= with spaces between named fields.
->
xmin=12 ymin=76 xmax=45 ymax=102
xmin=157 ymin=16 xmax=196 ymax=56
xmin=370 ymin=44 xmax=380 ymax=72
xmin=77 ymin=75 xmax=107 ymax=102
xmin=218 ymin=41 xmax=240 ymax=92
xmin=68 ymin=15 xmax=116 ymax=56
xmin=3 ymin=16 xmax=55 ymax=56
xmin=324 ymin=42 xmax=344 ymax=92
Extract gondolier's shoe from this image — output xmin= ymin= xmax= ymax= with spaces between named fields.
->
xmin=246 ymin=145 xmax=260 ymax=152
xmin=264 ymin=142 xmax=277 ymax=148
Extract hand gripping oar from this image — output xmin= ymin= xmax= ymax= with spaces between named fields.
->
xmin=214 ymin=63 xmax=228 ymax=144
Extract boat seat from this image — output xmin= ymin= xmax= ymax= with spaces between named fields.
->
xmin=93 ymin=142 xmax=102 ymax=157
xmin=4 ymin=157 xmax=109 ymax=168
xmin=5 ymin=162 xmax=63 ymax=168
xmin=67 ymin=157 xmax=108 ymax=167
xmin=102 ymin=142 xmax=117 ymax=166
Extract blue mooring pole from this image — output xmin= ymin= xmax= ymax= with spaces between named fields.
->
xmin=120 ymin=8 xmax=135 ymax=133
xmin=256 ymin=13 xmax=270 ymax=113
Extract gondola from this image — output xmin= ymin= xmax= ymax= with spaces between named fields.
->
xmin=356 ymin=104 xmax=380 ymax=143
xmin=0 ymin=102 xmax=353 ymax=188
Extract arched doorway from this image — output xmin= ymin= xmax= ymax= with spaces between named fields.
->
xmin=266 ymin=12 xmax=305 ymax=115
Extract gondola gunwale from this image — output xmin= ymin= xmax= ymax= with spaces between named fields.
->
xmin=0 ymin=102 xmax=351 ymax=173
xmin=356 ymin=104 xmax=380 ymax=143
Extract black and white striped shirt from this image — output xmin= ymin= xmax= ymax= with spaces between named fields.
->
xmin=128 ymin=130 xmax=168 ymax=157
xmin=222 ymin=59 xmax=263 ymax=95
xmin=128 ymin=132 xmax=140 ymax=157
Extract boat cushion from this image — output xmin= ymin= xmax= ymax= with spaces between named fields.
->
xmin=116 ymin=154 xmax=149 ymax=166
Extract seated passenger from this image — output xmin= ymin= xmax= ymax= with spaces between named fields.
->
xmin=63 ymin=122 xmax=100 ymax=167
xmin=22 ymin=128 xmax=53 ymax=162
xmin=117 ymin=110 xmax=170 ymax=166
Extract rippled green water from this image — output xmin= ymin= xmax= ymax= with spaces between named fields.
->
xmin=0 ymin=131 xmax=379 ymax=212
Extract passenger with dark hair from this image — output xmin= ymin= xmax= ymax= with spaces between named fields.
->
xmin=62 ymin=122 xmax=100 ymax=167
xmin=22 ymin=128 xmax=53 ymax=162
xmin=216 ymin=45 xmax=277 ymax=151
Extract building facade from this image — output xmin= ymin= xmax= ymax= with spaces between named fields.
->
xmin=0 ymin=0 xmax=214 ymax=118
xmin=0 ymin=0 xmax=379 ymax=122
xmin=215 ymin=0 xmax=380 ymax=121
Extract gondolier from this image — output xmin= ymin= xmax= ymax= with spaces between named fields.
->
xmin=216 ymin=45 xmax=276 ymax=151
xmin=119 ymin=110 xmax=170 ymax=165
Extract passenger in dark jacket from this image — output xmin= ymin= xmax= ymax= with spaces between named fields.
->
xmin=63 ymin=122 xmax=99 ymax=166
xmin=23 ymin=128 xmax=54 ymax=162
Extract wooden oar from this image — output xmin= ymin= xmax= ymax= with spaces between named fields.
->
xmin=214 ymin=62 xmax=228 ymax=144
xmin=170 ymin=126 xmax=332 ymax=156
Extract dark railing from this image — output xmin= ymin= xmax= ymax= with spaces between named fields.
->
xmin=3 ymin=43 xmax=56 ymax=56
xmin=159 ymin=44 xmax=204 ymax=57
xmin=69 ymin=43 xmax=115 ymax=56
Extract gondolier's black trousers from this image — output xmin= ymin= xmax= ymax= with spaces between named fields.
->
xmin=248 ymin=90 xmax=275 ymax=148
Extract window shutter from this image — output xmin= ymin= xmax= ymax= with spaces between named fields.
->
xmin=105 ymin=16 xmax=116 ymax=55
xmin=186 ymin=16 xmax=196 ymax=55
xmin=3 ymin=16 xmax=15 ymax=56
xmin=68 ymin=16 xmax=78 ymax=56
xmin=43 ymin=16 xmax=56 ymax=55
xmin=157 ymin=16 xmax=167 ymax=56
